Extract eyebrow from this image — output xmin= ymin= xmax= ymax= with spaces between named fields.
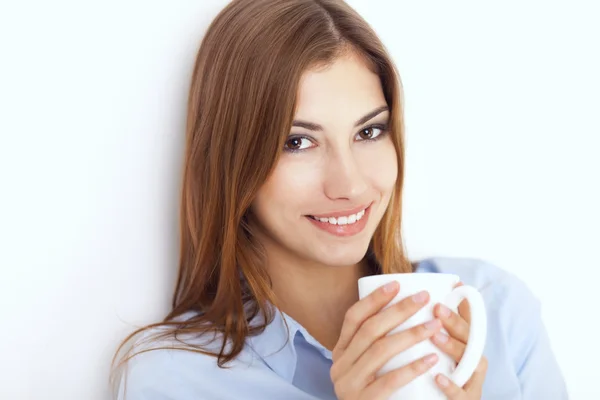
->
xmin=291 ymin=105 xmax=389 ymax=131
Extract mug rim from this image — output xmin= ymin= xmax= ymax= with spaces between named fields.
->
xmin=358 ymin=272 xmax=460 ymax=284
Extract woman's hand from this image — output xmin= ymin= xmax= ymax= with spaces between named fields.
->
xmin=430 ymin=283 xmax=488 ymax=399
xmin=330 ymin=281 xmax=443 ymax=400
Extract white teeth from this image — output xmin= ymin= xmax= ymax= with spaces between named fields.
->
xmin=312 ymin=208 xmax=367 ymax=226
xmin=357 ymin=209 xmax=365 ymax=220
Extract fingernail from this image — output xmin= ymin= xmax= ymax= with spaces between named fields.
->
xmin=424 ymin=353 xmax=438 ymax=366
xmin=433 ymin=332 xmax=448 ymax=343
xmin=438 ymin=304 xmax=451 ymax=317
xmin=437 ymin=374 xmax=450 ymax=387
xmin=382 ymin=281 xmax=399 ymax=293
xmin=425 ymin=319 xmax=441 ymax=330
xmin=412 ymin=290 xmax=428 ymax=303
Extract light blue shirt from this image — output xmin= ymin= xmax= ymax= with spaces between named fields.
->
xmin=117 ymin=257 xmax=568 ymax=399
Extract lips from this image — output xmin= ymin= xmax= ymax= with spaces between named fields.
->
xmin=306 ymin=203 xmax=372 ymax=237
xmin=309 ymin=203 xmax=371 ymax=219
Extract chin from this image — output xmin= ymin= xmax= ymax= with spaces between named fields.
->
xmin=314 ymin=242 xmax=370 ymax=267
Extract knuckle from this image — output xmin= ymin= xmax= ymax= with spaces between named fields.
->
xmin=370 ymin=339 xmax=388 ymax=358
xmin=446 ymin=337 xmax=459 ymax=352
xmin=410 ymin=358 xmax=426 ymax=374
xmin=382 ymin=371 xmax=401 ymax=392
xmin=360 ymin=319 xmax=379 ymax=338
xmin=329 ymin=363 xmax=340 ymax=381
xmin=400 ymin=295 xmax=421 ymax=311
xmin=333 ymin=376 xmax=354 ymax=398
xmin=417 ymin=324 xmax=433 ymax=338
xmin=446 ymin=310 xmax=457 ymax=322
xmin=372 ymin=289 xmax=388 ymax=304
xmin=453 ymin=314 xmax=465 ymax=328
xmin=367 ymin=373 xmax=376 ymax=385
xmin=344 ymin=308 xmax=360 ymax=326
xmin=386 ymin=332 xmax=411 ymax=354
xmin=333 ymin=380 xmax=346 ymax=398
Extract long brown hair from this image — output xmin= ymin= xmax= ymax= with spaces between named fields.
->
xmin=112 ymin=0 xmax=412 ymax=386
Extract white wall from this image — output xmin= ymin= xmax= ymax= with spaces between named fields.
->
xmin=0 ymin=1 xmax=597 ymax=398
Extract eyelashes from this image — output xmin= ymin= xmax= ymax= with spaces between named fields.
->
xmin=356 ymin=124 xmax=388 ymax=141
xmin=283 ymin=124 xmax=390 ymax=154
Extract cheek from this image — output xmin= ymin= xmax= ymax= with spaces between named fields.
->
xmin=253 ymin=157 xmax=320 ymax=219
xmin=359 ymin=141 xmax=398 ymax=191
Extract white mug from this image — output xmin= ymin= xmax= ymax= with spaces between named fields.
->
xmin=358 ymin=273 xmax=487 ymax=400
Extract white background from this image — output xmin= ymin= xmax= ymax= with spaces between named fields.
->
xmin=1 ymin=1 xmax=597 ymax=399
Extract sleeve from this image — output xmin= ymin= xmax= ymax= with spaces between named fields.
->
xmin=507 ymin=278 xmax=569 ymax=399
xmin=115 ymin=350 xmax=180 ymax=400
xmin=113 ymin=343 xmax=234 ymax=400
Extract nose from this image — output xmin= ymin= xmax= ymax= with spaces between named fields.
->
xmin=323 ymin=149 xmax=368 ymax=200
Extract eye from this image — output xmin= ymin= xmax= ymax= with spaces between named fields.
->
xmin=284 ymin=136 xmax=314 ymax=152
xmin=356 ymin=125 xmax=386 ymax=141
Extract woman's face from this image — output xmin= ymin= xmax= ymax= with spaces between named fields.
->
xmin=251 ymin=52 xmax=398 ymax=268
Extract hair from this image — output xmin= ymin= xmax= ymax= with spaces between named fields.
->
xmin=111 ymin=0 xmax=413 ymax=392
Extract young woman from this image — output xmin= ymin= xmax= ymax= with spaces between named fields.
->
xmin=112 ymin=0 xmax=568 ymax=399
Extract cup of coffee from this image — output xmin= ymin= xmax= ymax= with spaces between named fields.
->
xmin=358 ymin=273 xmax=487 ymax=399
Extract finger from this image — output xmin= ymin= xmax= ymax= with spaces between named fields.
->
xmin=464 ymin=356 xmax=488 ymax=392
xmin=458 ymin=300 xmax=471 ymax=325
xmin=332 ymin=291 xmax=431 ymax=379
xmin=435 ymin=374 xmax=465 ymax=399
xmin=338 ymin=290 xmax=429 ymax=366
xmin=333 ymin=281 xmax=399 ymax=360
xmin=435 ymin=303 xmax=470 ymax=343
xmin=453 ymin=282 xmax=471 ymax=324
xmin=343 ymin=319 xmax=442 ymax=389
xmin=360 ymin=353 xmax=439 ymax=400
xmin=430 ymin=331 xmax=466 ymax=363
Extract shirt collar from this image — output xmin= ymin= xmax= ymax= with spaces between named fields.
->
xmin=244 ymin=261 xmax=435 ymax=382
xmin=245 ymin=305 xmax=332 ymax=382
xmin=245 ymin=306 xmax=299 ymax=382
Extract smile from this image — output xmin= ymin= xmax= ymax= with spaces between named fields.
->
xmin=306 ymin=204 xmax=372 ymax=237
xmin=308 ymin=208 xmax=366 ymax=225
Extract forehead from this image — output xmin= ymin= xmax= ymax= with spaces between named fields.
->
xmin=294 ymin=53 xmax=386 ymax=125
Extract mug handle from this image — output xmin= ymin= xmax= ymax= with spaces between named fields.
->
xmin=442 ymin=285 xmax=487 ymax=387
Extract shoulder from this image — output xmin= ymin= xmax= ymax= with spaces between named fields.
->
xmin=114 ymin=327 xmax=214 ymax=399
xmin=113 ymin=319 xmax=264 ymax=399
xmin=415 ymin=256 xmax=540 ymax=315
xmin=416 ymin=257 xmax=548 ymax=392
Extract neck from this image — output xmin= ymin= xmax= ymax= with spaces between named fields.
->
xmin=266 ymin=252 xmax=371 ymax=351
